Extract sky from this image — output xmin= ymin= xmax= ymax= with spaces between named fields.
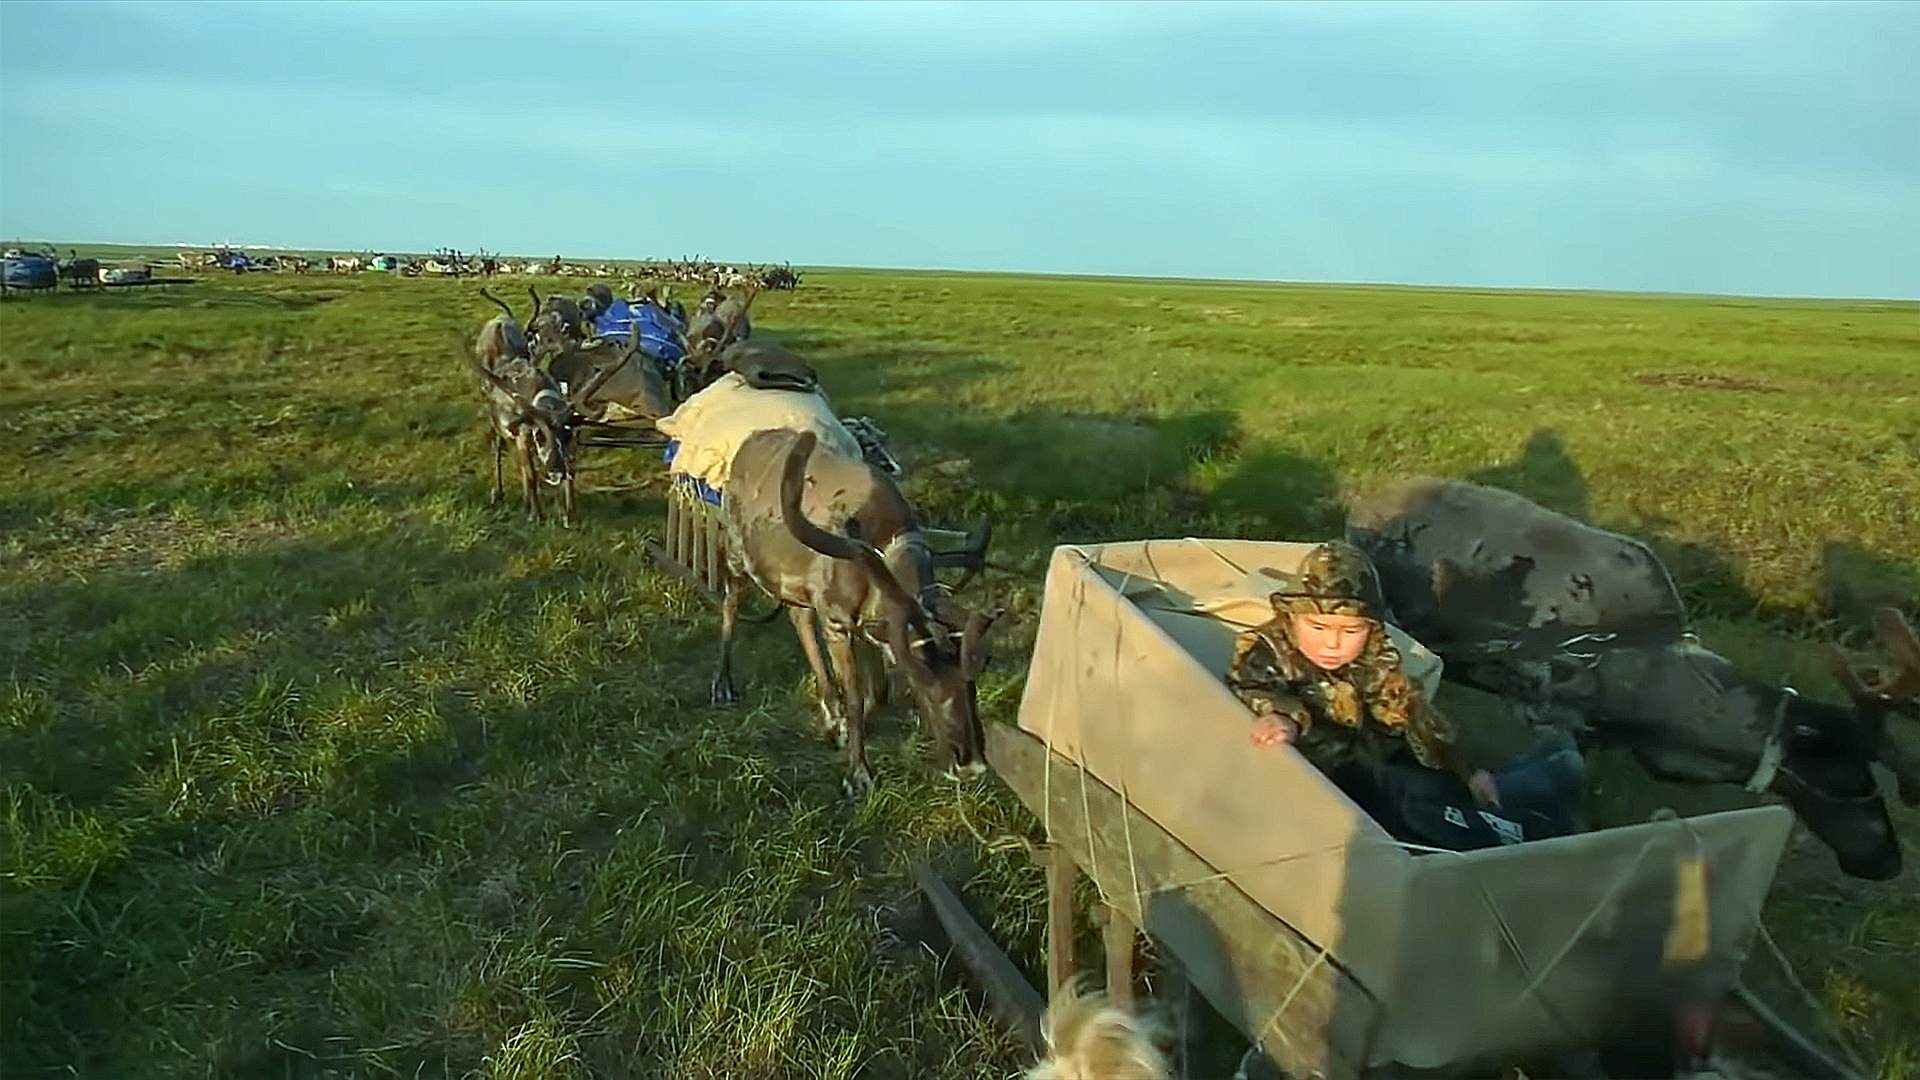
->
xmin=1 ymin=0 xmax=1914 ymax=298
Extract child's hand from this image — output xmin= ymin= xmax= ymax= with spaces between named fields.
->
xmin=1468 ymin=769 xmax=1501 ymax=807
xmin=1251 ymin=715 xmax=1296 ymax=747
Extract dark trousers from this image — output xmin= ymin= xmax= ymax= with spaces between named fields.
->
xmin=1327 ymin=732 xmax=1586 ymax=850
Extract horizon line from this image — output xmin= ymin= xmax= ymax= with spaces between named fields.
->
xmin=6 ymin=235 xmax=1915 ymax=305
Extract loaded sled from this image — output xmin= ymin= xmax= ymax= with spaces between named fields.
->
xmin=929 ymin=538 xmax=1861 ymax=1080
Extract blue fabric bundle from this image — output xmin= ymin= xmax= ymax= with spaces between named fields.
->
xmin=662 ymin=442 xmax=723 ymax=506
xmin=593 ymin=300 xmax=687 ymax=372
xmin=2 ymin=255 xmax=56 ymax=289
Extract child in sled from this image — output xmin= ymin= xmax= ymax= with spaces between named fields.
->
xmin=1229 ymin=540 xmax=1587 ymax=849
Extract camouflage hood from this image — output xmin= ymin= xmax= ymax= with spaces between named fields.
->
xmin=1229 ymin=541 xmax=1460 ymax=773
xmin=1269 ymin=540 xmax=1388 ymax=622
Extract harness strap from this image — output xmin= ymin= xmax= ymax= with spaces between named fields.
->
xmin=1745 ymin=686 xmax=1795 ymax=793
xmin=1445 ymin=617 xmax=1683 ymax=664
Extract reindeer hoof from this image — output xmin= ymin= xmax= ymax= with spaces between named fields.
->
xmin=710 ymin=677 xmax=739 ymax=707
xmin=817 ymin=706 xmax=847 ymax=746
xmin=940 ymin=761 xmax=989 ymax=783
xmin=844 ymin=765 xmax=874 ymax=800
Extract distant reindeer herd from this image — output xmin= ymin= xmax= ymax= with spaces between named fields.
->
xmin=174 ymin=247 xmax=804 ymax=290
xmin=5 ymin=244 xmax=801 ymax=293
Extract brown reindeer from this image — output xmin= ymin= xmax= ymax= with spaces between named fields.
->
xmin=547 ymin=332 xmax=675 ymax=425
xmin=713 ymin=429 xmax=996 ymax=797
xmin=470 ymin=335 xmax=619 ymax=526
xmin=1825 ymin=608 xmax=1920 ymax=806
xmin=526 ymin=286 xmax=587 ymax=363
xmin=682 ymin=286 xmax=759 ymax=397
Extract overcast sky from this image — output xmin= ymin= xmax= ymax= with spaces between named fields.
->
xmin=2 ymin=1 xmax=1913 ymax=298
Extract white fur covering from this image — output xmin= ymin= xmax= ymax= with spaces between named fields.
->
xmin=1026 ymin=979 xmax=1169 ymax=1080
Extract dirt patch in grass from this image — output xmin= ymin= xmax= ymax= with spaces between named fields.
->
xmin=1634 ymin=370 xmax=1784 ymax=393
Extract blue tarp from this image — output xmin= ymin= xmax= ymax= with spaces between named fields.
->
xmin=662 ymin=440 xmax=723 ymax=506
xmin=2 ymin=255 xmax=56 ymax=289
xmin=592 ymin=299 xmax=686 ymax=370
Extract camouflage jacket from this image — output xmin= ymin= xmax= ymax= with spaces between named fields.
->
xmin=1227 ymin=617 xmax=1473 ymax=783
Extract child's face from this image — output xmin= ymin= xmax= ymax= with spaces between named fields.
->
xmin=1290 ymin=612 xmax=1372 ymax=671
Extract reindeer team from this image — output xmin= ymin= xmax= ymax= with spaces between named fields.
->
xmin=459 ymin=277 xmax=1919 ymax=890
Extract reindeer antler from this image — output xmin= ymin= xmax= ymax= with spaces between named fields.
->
xmin=1826 ymin=608 xmax=1920 ymax=705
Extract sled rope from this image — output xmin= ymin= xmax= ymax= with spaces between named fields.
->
xmin=1497 ymin=833 xmax=1659 ymax=1022
xmin=1758 ymin=918 xmax=1872 ymax=1075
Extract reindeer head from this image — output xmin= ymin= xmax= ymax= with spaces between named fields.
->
xmin=524 ymin=387 xmax=574 ymax=485
xmin=1826 ymin=608 xmax=1920 ymax=796
xmin=778 ymin=432 xmax=999 ymax=776
xmin=473 ymin=352 xmax=618 ymax=488
xmin=581 ymin=283 xmax=613 ymax=321
xmin=1774 ymin=608 xmax=1920 ymax=879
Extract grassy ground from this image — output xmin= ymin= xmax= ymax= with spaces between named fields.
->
xmin=2 ymin=268 xmax=1916 ymax=1078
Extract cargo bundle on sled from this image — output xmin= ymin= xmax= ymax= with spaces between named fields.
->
xmin=954 ymin=538 xmax=1848 ymax=1080
xmin=647 ymin=370 xmax=988 ymax=601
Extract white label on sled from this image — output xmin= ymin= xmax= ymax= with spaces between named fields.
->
xmin=1443 ymin=806 xmax=1468 ymax=830
xmin=1479 ymin=811 xmax=1525 ymax=846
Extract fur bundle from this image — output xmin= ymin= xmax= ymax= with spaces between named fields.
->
xmin=1025 ymin=978 xmax=1169 ymax=1080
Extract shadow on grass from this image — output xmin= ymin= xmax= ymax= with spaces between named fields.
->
xmin=1 ymin=492 xmax=1023 ymax=1078
xmin=1456 ymin=428 xmax=1920 ymax=639
xmin=760 ymin=323 xmax=1015 ymax=408
xmin=0 ymin=529 xmax=688 ymax=1073
xmin=1819 ymin=541 xmax=1920 ymax=642
xmin=1466 ymin=428 xmax=1591 ymax=523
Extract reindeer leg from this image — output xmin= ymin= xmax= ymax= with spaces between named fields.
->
xmin=517 ymin=442 xmax=539 ymax=521
xmin=528 ymin=451 xmax=543 ymax=522
xmin=856 ymin=638 xmax=890 ymax=717
xmin=710 ymin=575 xmax=741 ymax=706
xmin=789 ymin=606 xmax=846 ymax=746
xmin=824 ymin=626 xmax=872 ymax=799
xmin=490 ymin=434 xmax=504 ymax=505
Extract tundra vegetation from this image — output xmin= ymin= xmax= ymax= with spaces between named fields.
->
xmin=2 ymin=266 xmax=1917 ymax=1078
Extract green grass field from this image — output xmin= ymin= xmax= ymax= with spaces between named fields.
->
xmin=2 ymin=265 xmax=1916 ymax=1078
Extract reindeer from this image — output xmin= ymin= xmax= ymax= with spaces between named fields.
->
xmin=526 ymin=286 xmax=587 ymax=363
xmin=682 ymin=287 xmax=759 ymax=398
xmin=57 ymin=251 xmax=101 ymax=289
xmin=546 ymin=329 xmax=674 ymax=425
xmin=477 ymin=288 xmax=533 ymax=369
xmin=469 ymin=295 xmax=619 ymax=524
xmin=711 ymin=429 xmax=997 ymax=797
xmin=1350 ymin=477 xmax=1920 ymax=879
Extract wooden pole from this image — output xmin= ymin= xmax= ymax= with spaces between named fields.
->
xmin=1104 ymin=901 xmax=1137 ymax=1013
xmin=1043 ymin=844 xmax=1078 ymax=997
xmin=664 ymin=492 xmax=681 ymax=563
xmin=689 ymin=502 xmax=708 ymax=593
xmin=913 ymin=863 xmax=1045 ymax=1056
xmin=705 ymin=511 xmax=723 ymax=595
